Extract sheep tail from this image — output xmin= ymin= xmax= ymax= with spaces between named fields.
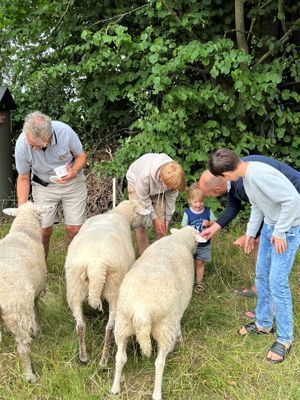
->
xmin=86 ymin=258 xmax=107 ymax=311
xmin=133 ymin=312 xmax=152 ymax=357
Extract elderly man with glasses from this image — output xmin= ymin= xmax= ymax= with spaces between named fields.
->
xmin=15 ymin=111 xmax=87 ymax=256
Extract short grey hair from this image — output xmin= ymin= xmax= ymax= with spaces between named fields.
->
xmin=23 ymin=111 xmax=53 ymax=142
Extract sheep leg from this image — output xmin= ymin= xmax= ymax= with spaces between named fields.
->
xmin=0 ymin=307 xmax=2 ymax=342
xmin=152 ymin=347 xmax=169 ymax=400
xmin=176 ymin=327 xmax=183 ymax=344
xmin=17 ymin=341 xmax=36 ymax=384
xmin=72 ymin=304 xmax=88 ymax=363
xmin=99 ymin=306 xmax=116 ymax=368
xmin=111 ymin=338 xmax=128 ymax=394
xmin=77 ymin=322 xmax=88 ymax=363
xmin=33 ymin=298 xmax=41 ymax=338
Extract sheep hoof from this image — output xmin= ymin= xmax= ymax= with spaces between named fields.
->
xmin=32 ymin=329 xmax=42 ymax=339
xmin=79 ymin=355 xmax=88 ymax=364
xmin=110 ymin=386 xmax=120 ymax=395
xmin=98 ymin=360 xmax=108 ymax=369
xmin=176 ymin=336 xmax=183 ymax=345
xmin=27 ymin=374 xmax=37 ymax=384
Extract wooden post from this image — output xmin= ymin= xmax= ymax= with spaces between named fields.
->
xmin=112 ymin=178 xmax=116 ymax=209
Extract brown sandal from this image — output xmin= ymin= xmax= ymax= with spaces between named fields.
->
xmin=194 ymin=281 xmax=204 ymax=293
xmin=238 ymin=322 xmax=274 ymax=336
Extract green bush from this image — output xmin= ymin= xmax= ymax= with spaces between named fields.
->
xmin=1 ymin=0 xmax=299 ymax=183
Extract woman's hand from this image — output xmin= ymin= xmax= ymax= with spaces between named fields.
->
xmin=270 ymin=235 xmax=287 ymax=254
xmin=153 ymin=218 xmax=167 ymax=235
xmin=244 ymin=235 xmax=255 ymax=255
xmin=234 ymin=234 xmax=247 ymax=248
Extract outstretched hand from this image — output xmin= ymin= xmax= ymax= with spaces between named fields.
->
xmin=233 ymin=234 xmax=247 ymax=248
xmin=200 ymin=222 xmax=221 ymax=241
xmin=270 ymin=235 xmax=287 ymax=254
xmin=244 ymin=235 xmax=255 ymax=255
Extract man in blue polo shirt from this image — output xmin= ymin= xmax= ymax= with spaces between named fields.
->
xmin=15 ymin=111 xmax=87 ymax=256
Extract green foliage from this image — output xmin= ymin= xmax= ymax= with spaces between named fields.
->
xmin=1 ymin=0 xmax=300 ymax=185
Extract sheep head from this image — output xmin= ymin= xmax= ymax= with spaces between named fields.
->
xmin=3 ymin=202 xmax=55 ymax=220
xmin=130 ymin=201 xmax=151 ymax=229
xmin=170 ymin=226 xmax=207 ymax=252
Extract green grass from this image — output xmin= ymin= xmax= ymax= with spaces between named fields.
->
xmin=0 ymin=223 xmax=300 ymax=399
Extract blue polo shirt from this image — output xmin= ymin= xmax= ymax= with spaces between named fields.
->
xmin=15 ymin=121 xmax=84 ymax=183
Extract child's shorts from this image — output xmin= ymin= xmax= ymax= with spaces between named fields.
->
xmin=194 ymin=244 xmax=212 ymax=262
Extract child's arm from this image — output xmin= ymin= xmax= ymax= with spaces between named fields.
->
xmin=181 ymin=211 xmax=188 ymax=227
xmin=202 ymin=208 xmax=217 ymax=228
xmin=203 ymin=220 xmax=216 ymax=227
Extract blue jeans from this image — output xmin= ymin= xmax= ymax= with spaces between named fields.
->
xmin=255 ymin=223 xmax=300 ymax=345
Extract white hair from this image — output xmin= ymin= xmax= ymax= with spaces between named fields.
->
xmin=23 ymin=111 xmax=52 ymax=142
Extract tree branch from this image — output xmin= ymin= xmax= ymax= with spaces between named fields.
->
xmin=185 ymin=65 xmax=209 ymax=81
xmin=161 ymin=0 xmax=196 ymax=37
xmin=52 ymin=0 xmax=73 ymax=34
xmin=278 ymin=0 xmax=288 ymax=34
xmin=247 ymin=0 xmax=262 ymax=41
xmin=256 ymin=17 xmax=300 ymax=65
xmin=88 ymin=3 xmax=150 ymax=29
xmin=235 ymin=0 xmax=249 ymax=54
xmin=161 ymin=0 xmax=181 ymax=24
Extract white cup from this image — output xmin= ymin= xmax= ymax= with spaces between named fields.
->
xmin=54 ymin=165 xmax=68 ymax=178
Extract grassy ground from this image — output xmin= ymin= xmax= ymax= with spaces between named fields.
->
xmin=0 ymin=222 xmax=300 ymax=400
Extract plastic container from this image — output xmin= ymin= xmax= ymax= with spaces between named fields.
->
xmin=54 ymin=165 xmax=67 ymax=177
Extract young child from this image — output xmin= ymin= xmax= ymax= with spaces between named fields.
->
xmin=126 ymin=153 xmax=186 ymax=255
xmin=181 ymin=183 xmax=216 ymax=292
xmin=208 ymin=148 xmax=300 ymax=363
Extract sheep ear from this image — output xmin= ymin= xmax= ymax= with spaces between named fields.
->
xmin=196 ymin=234 xmax=207 ymax=243
xmin=36 ymin=205 xmax=55 ymax=215
xmin=136 ymin=208 xmax=150 ymax=216
xmin=170 ymin=228 xmax=179 ymax=235
xmin=2 ymin=208 xmax=18 ymax=217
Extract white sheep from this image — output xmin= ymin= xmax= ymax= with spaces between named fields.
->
xmin=0 ymin=202 xmax=53 ymax=383
xmin=64 ymin=199 xmax=151 ymax=367
xmin=111 ymin=226 xmax=205 ymax=400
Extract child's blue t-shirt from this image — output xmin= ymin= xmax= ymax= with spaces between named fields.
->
xmin=181 ymin=206 xmax=216 ymax=246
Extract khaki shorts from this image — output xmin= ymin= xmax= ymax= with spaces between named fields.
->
xmin=32 ymin=175 xmax=87 ymax=228
xmin=127 ymin=184 xmax=166 ymax=220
